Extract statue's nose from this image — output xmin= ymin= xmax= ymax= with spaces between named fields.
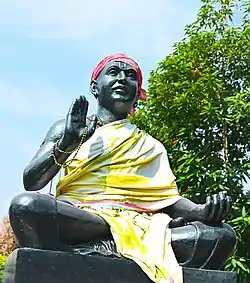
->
xmin=118 ymin=71 xmax=126 ymax=83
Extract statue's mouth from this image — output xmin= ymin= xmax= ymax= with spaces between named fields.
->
xmin=113 ymin=86 xmax=128 ymax=94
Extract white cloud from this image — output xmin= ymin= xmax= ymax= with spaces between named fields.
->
xmin=0 ymin=0 xmax=202 ymax=65
xmin=0 ymin=0 xmax=200 ymax=41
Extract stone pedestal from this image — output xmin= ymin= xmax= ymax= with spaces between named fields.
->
xmin=3 ymin=248 xmax=237 ymax=283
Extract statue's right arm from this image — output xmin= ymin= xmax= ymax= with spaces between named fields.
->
xmin=23 ymin=119 xmax=71 ymax=191
xmin=23 ymin=95 xmax=97 ymax=191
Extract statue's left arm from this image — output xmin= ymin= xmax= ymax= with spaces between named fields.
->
xmin=163 ymin=191 xmax=232 ymax=223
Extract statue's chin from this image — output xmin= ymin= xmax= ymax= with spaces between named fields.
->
xmin=105 ymin=101 xmax=133 ymax=117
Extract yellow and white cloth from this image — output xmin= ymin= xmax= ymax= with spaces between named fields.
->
xmin=56 ymin=119 xmax=183 ymax=283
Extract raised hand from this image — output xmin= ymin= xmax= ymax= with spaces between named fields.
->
xmin=58 ymin=95 xmax=97 ymax=151
xmin=202 ymin=191 xmax=232 ymax=223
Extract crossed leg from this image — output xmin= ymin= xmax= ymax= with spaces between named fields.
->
xmin=9 ymin=192 xmax=236 ymax=269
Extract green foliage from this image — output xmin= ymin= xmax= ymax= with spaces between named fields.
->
xmin=0 ymin=254 xmax=6 ymax=282
xmin=132 ymin=0 xmax=250 ymax=281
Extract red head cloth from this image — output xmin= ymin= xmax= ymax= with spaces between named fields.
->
xmin=91 ymin=53 xmax=147 ymax=102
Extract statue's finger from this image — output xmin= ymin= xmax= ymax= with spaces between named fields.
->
xmin=68 ymin=95 xmax=85 ymax=116
xmin=205 ymin=195 xmax=213 ymax=221
xmin=220 ymin=191 xmax=229 ymax=220
xmin=215 ymin=191 xmax=226 ymax=222
xmin=209 ymin=194 xmax=219 ymax=222
xmin=206 ymin=195 xmax=212 ymax=205
xmin=79 ymin=94 xmax=86 ymax=102
xmin=224 ymin=195 xmax=232 ymax=219
xmin=79 ymin=99 xmax=89 ymax=118
xmin=78 ymin=95 xmax=87 ymax=108
xmin=67 ymin=98 xmax=78 ymax=116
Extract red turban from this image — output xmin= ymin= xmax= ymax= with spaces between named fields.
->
xmin=91 ymin=53 xmax=147 ymax=102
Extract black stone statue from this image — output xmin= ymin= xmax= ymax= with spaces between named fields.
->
xmin=9 ymin=53 xmax=236 ymax=273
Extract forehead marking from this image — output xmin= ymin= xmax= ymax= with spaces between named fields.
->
xmin=120 ymin=61 xmax=127 ymax=69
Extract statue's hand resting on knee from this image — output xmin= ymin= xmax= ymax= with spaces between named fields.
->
xmin=166 ymin=191 xmax=232 ymax=226
xmin=201 ymin=191 xmax=232 ymax=223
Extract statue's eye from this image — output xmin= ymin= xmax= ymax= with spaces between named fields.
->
xmin=127 ymin=71 xmax=137 ymax=79
xmin=107 ymin=68 xmax=118 ymax=76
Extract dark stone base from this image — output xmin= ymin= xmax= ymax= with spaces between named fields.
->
xmin=3 ymin=248 xmax=237 ymax=283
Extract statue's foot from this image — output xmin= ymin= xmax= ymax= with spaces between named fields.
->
xmin=69 ymin=239 xmax=121 ymax=258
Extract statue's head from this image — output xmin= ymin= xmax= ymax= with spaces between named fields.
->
xmin=90 ymin=53 xmax=146 ymax=117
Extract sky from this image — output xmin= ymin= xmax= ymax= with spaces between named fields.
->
xmin=0 ymin=0 xmax=247 ymax=218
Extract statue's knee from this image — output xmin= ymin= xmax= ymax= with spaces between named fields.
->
xmin=9 ymin=192 xmax=56 ymax=222
xmin=220 ymin=223 xmax=237 ymax=249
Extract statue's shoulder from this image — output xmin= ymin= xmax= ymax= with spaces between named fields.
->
xmin=148 ymin=134 xmax=165 ymax=150
xmin=132 ymin=124 xmax=166 ymax=151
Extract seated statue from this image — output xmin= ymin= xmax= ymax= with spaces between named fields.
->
xmin=9 ymin=53 xmax=236 ymax=283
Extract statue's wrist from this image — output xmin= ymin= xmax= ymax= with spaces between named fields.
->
xmin=56 ymin=138 xmax=79 ymax=154
xmin=196 ymin=204 xmax=207 ymax=222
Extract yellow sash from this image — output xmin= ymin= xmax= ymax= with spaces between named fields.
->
xmin=56 ymin=120 xmax=183 ymax=283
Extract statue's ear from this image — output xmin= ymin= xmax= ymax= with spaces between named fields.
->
xmin=90 ymin=80 xmax=98 ymax=99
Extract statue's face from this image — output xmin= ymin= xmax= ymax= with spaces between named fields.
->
xmin=94 ymin=61 xmax=139 ymax=115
